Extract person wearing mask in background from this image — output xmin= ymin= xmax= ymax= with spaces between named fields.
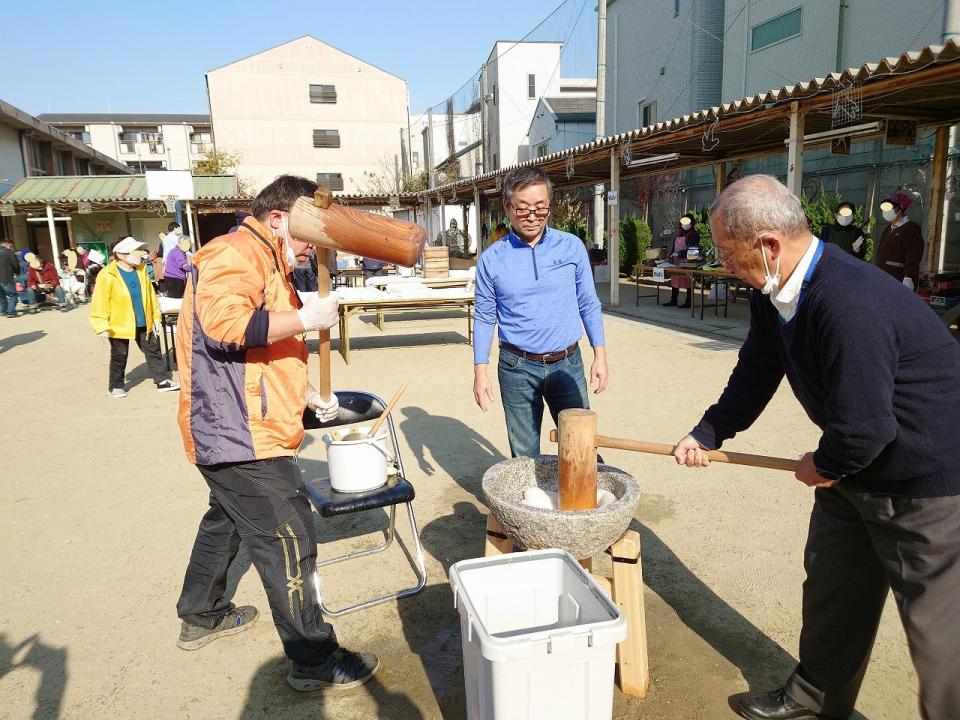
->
xmin=27 ymin=254 xmax=70 ymax=312
xmin=163 ymin=236 xmax=193 ymax=299
xmin=663 ymin=214 xmax=701 ymax=308
xmin=89 ymin=237 xmax=179 ymax=398
xmin=162 ymin=221 xmax=182 ymax=259
xmin=874 ymin=192 xmax=924 ymax=291
xmin=174 ymin=175 xmax=377 ymax=693
xmin=0 ymin=239 xmax=21 ymax=317
xmin=490 ymin=222 xmax=509 ymax=243
xmin=820 ymin=202 xmax=868 ymax=260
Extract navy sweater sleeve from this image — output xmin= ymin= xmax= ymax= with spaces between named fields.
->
xmin=691 ymin=296 xmax=785 ymax=449
xmin=810 ymin=297 xmax=898 ymax=479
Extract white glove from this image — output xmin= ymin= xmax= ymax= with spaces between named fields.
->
xmin=903 ymin=277 xmax=915 ymax=291
xmin=852 ymin=237 xmax=864 ymax=253
xmin=297 ymin=291 xmax=339 ymax=332
xmin=307 ymin=391 xmax=339 ymax=423
xmin=98 ymin=331 xmax=109 ymax=345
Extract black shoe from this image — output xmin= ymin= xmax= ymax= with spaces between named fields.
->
xmin=738 ymin=688 xmax=826 ymax=719
xmin=287 ymin=648 xmax=380 ymax=692
xmin=661 ymin=299 xmax=678 ymax=306
xmin=176 ymin=605 xmax=259 ymax=650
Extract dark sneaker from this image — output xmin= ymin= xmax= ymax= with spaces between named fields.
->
xmin=287 ymin=649 xmax=380 ymax=692
xmin=176 ymin=605 xmax=259 ymax=651
xmin=157 ymin=379 xmax=180 ymax=392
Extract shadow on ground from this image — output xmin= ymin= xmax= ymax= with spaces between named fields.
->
xmin=399 ymin=406 xmax=506 ymax=502
xmin=0 ymin=330 xmax=45 ymax=354
xmin=0 ymin=632 xmax=67 ymax=720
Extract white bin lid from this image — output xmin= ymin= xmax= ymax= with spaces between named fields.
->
xmin=449 ymin=549 xmax=627 ymax=663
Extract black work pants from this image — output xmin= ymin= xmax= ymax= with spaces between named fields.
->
xmin=108 ymin=327 xmax=169 ymax=390
xmin=164 ymin=277 xmax=186 ymax=298
xmin=176 ymin=457 xmax=339 ymax=667
xmin=785 ymin=482 xmax=960 ymax=720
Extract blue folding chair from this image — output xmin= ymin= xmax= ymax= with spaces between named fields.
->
xmin=302 ymin=390 xmax=427 ymax=616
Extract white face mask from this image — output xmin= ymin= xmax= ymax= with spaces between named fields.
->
xmin=836 ymin=214 xmax=853 ymax=227
xmin=882 ymin=208 xmax=898 ymax=222
xmin=127 ymin=254 xmax=145 ymax=266
xmin=275 ymin=213 xmax=297 ymax=267
xmin=759 ymin=243 xmax=781 ymax=296
xmin=680 ymin=220 xmax=692 ymax=231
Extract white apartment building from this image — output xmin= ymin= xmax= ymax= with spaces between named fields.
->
xmin=206 ymin=36 xmax=409 ymax=194
xmin=37 ymin=113 xmax=213 ymax=172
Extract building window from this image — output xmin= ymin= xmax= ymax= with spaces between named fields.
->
xmin=77 ymin=158 xmax=90 ymax=175
xmin=64 ymin=128 xmax=91 ymax=144
xmin=316 ymin=172 xmax=344 ymax=191
xmin=751 ymin=7 xmax=802 ymax=52
xmin=56 ymin=150 xmax=72 ymax=175
xmin=312 ymin=129 xmax=341 ymax=148
xmin=309 ymin=84 xmax=337 ymax=103
xmin=535 ymin=142 xmax=549 ymax=158
xmin=493 ymin=83 xmax=498 ymax=106
xmin=528 ymin=74 xmax=536 ymax=99
xmin=190 ymin=131 xmax=213 ymax=154
xmin=638 ymin=100 xmax=657 ymax=128
xmin=30 ymin=141 xmax=48 ymax=175
xmin=412 ymin=151 xmax=420 ymax=165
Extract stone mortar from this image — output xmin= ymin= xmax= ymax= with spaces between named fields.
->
xmin=482 ymin=456 xmax=640 ymax=559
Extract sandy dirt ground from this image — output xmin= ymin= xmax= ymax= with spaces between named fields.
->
xmin=0 ymin=294 xmax=919 ymax=720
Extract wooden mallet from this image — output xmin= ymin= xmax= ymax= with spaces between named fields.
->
xmin=551 ymin=409 xmax=800 ymax=510
xmin=290 ymin=188 xmax=426 ymax=402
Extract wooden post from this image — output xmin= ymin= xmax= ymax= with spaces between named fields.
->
xmin=715 ymin=161 xmax=727 ymax=196
xmin=609 ymin=149 xmax=621 ymax=306
xmin=611 ymin=530 xmax=649 ymax=698
xmin=484 ymin=515 xmax=513 ymax=556
xmin=926 ymin=126 xmax=950 ymax=273
xmin=557 ymin=409 xmax=598 ymax=511
xmin=317 ymin=262 xmax=331 ymax=401
xmin=786 ymin=101 xmax=805 ymax=197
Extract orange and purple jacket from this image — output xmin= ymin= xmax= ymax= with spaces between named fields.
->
xmin=176 ymin=217 xmax=307 ymax=465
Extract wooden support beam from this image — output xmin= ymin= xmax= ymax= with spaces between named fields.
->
xmin=484 ymin=514 xmax=513 ymax=556
xmin=611 ymin=530 xmax=649 ymax=698
xmin=787 ymin=101 xmax=805 ymax=197
xmin=926 ymin=126 xmax=950 ymax=273
xmin=716 ymin=161 xmax=727 ymax=195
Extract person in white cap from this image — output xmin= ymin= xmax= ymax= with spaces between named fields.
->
xmin=89 ymin=236 xmax=179 ymax=398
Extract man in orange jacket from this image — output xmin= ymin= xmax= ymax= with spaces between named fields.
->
xmin=174 ymin=175 xmax=379 ymax=691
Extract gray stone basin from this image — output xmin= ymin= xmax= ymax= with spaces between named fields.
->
xmin=481 ymin=456 xmax=640 ymax=560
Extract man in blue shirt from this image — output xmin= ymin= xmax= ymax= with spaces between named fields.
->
xmin=673 ymin=175 xmax=960 ymax=720
xmin=473 ymin=166 xmax=608 ymax=458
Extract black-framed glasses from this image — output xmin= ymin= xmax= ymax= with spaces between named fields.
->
xmin=509 ymin=203 xmax=550 ymax=219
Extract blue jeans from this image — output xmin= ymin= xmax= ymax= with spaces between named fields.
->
xmin=497 ymin=345 xmax=590 ymax=458
xmin=0 ymin=282 xmax=17 ymax=315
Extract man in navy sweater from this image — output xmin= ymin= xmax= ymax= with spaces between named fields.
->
xmin=673 ymin=175 xmax=960 ymax=720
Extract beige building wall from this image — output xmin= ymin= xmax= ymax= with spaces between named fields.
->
xmin=206 ymin=36 xmax=409 ymax=194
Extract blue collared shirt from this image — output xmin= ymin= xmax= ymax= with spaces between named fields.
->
xmin=473 ymin=226 xmax=605 ymax=363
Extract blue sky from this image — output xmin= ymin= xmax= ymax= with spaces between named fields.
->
xmin=4 ymin=0 xmax=597 ymax=117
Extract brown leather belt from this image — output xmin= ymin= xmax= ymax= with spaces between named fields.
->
xmin=500 ymin=342 xmax=578 ymax=364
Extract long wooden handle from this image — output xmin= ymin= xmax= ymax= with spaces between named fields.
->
xmin=316 ymin=263 xmax=331 ymax=402
xmin=548 ymin=430 xmax=799 ymax=472
xmin=367 ymin=384 xmax=407 ymax=438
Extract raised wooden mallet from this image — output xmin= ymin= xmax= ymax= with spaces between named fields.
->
xmin=290 ymin=188 xmax=426 ymax=401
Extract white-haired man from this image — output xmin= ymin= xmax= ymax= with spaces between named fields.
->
xmin=673 ymin=175 xmax=960 ymax=720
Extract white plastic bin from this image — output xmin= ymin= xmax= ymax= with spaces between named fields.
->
xmin=449 ymin=549 xmax=627 ymax=720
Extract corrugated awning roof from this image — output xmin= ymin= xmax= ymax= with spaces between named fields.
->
xmin=2 ymin=175 xmax=239 ymax=204
xmin=429 ymin=39 xmax=960 ymax=198
xmin=38 ymin=113 xmax=211 ymax=125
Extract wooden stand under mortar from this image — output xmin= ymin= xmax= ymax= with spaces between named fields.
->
xmin=484 ymin=408 xmax=649 ymax=699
